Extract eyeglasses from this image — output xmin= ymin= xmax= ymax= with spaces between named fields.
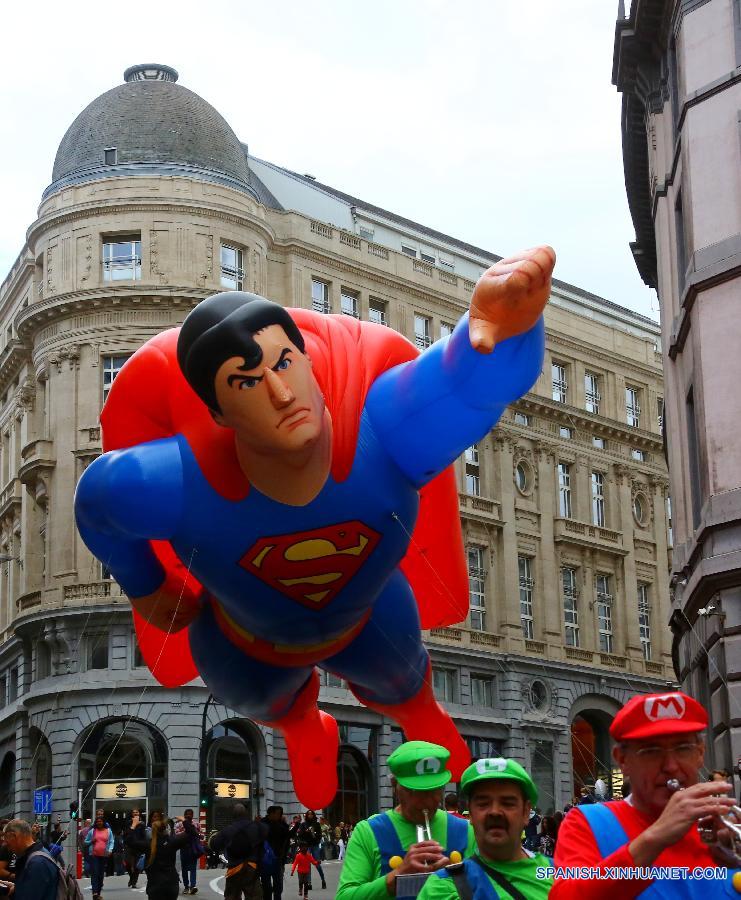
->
xmin=633 ymin=742 xmax=699 ymax=762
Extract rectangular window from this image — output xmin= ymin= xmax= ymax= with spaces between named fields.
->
xmin=439 ymin=259 xmax=455 ymax=272
xmin=467 ymin=737 xmax=504 ymax=762
xmin=631 ymin=448 xmax=645 ymax=462
xmin=359 ymin=226 xmax=374 ymax=241
xmin=667 ymin=496 xmax=673 ymax=548
xmin=440 ymin=322 xmax=454 ymax=340
xmin=465 ymin=444 xmax=480 ymax=496
xmin=591 ymin=472 xmax=605 ymax=527
xmin=552 ymin=363 xmax=568 ymax=403
xmin=467 ymin=546 xmax=486 ymax=632
xmin=420 ymin=252 xmax=435 ymax=264
xmin=638 ymin=583 xmax=651 ymax=661
xmin=514 ymin=412 xmax=531 ymax=427
xmin=558 ymin=463 xmax=572 ymax=518
xmin=311 ymin=279 xmax=330 ymax=315
xmin=132 ymin=639 xmax=144 ymax=669
xmin=584 ymin=372 xmax=601 ymax=414
xmin=220 ymin=244 xmax=244 ymax=290
xmin=519 ymin=556 xmax=534 ymax=640
xmin=401 ymin=244 xmax=417 ymax=257
xmin=322 ymin=671 xmax=343 ymax=688
xmin=559 ymin=426 xmax=573 ymax=440
xmin=470 ymin=675 xmax=494 ymax=708
xmin=596 ymin=575 xmax=613 ymax=654
xmin=593 ymin=437 xmax=605 ymax=449
xmin=626 ymin=386 xmax=641 ymax=428
xmin=675 ymin=190 xmax=687 ymax=290
xmin=368 ymin=297 xmax=387 ymax=326
xmin=102 ymin=354 xmax=131 ymax=403
xmin=87 ymin=637 xmax=109 ymax=671
xmin=562 ymin=567 xmax=579 ymax=647
xmin=686 ymin=387 xmax=702 ymax=529
xmin=657 ymin=397 xmax=664 ymax=431
xmin=0 ymin=676 xmax=5 ymax=709
xmin=103 ymin=147 xmax=117 ymax=166
xmin=414 ymin=314 xmax=432 ymax=350
xmin=432 ymin=667 xmax=457 ymax=703
xmin=102 ymin=235 xmax=141 ymax=282
xmin=340 ymin=290 xmax=359 ymax=318
xmin=8 ymin=668 xmax=17 ymax=703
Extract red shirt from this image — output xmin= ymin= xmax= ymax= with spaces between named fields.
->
xmin=291 ymin=851 xmax=318 ymax=875
xmin=551 ymin=800 xmax=719 ymax=900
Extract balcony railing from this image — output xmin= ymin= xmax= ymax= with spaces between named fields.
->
xmin=565 ymin=647 xmax=593 ymax=662
xmin=525 ymin=639 xmax=546 ymax=654
xmin=339 ymin=232 xmax=361 ymax=249
xmin=310 ymin=221 xmax=333 ymax=240
xmin=600 ymin=652 xmax=627 ymax=668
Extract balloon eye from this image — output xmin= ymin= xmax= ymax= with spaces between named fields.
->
xmin=239 ymin=378 xmax=260 ymax=390
xmin=276 ymin=357 xmax=292 ymax=371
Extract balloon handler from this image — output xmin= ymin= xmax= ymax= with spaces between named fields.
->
xmin=76 ymin=246 xmax=555 ymax=809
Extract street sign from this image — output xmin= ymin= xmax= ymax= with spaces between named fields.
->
xmin=33 ymin=789 xmax=52 ymax=815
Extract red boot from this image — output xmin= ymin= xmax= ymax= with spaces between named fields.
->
xmin=352 ymin=663 xmax=470 ymax=778
xmin=262 ymin=670 xmax=339 ymax=809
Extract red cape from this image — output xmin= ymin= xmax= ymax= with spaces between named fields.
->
xmin=101 ymin=310 xmax=468 ymax=686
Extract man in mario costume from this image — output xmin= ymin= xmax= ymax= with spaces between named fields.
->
xmin=75 ymin=246 xmax=554 ymax=809
xmin=552 ymin=690 xmax=741 ymax=898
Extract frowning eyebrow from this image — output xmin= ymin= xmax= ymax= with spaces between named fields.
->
xmin=227 ymin=348 xmax=292 ymax=387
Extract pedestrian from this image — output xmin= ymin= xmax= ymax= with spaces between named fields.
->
xmin=3 ymin=818 xmax=59 ymax=900
xmin=291 ymin=842 xmax=319 ymax=899
xmin=124 ymin=807 xmax=145 ymax=889
xmin=125 ymin=810 xmax=191 ymax=900
xmin=538 ymin=815 xmax=557 ymax=857
xmin=84 ymin=813 xmax=114 ymax=900
xmin=337 ymin=741 xmax=474 ymax=899
xmin=0 ymin=822 xmax=16 ymax=884
xmin=417 ymin=758 xmax=553 ymax=899
xmin=297 ymin=810 xmax=326 ymax=890
xmin=523 ymin=807 xmax=541 ymax=851
xmin=261 ymin=805 xmax=290 ymax=900
xmin=209 ymin=803 xmax=267 ymax=900
xmin=179 ymin=808 xmax=204 ymax=895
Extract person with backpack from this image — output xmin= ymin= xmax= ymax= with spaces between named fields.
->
xmin=261 ymin=805 xmax=290 ymax=900
xmin=125 ymin=812 xmax=191 ymax=900
xmin=178 ymin=808 xmax=204 ymax=895
xmin=83 ymin=814 xmax=114 ymax=900
xmin=209 ymin=804 xmax=268 ymax=900
xmin=3 ymin=817 xmax=84 ymax=900
xmin=417 ymin=758 xmax=553 ymax=899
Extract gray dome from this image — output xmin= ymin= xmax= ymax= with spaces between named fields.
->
xmin=46 ymin=65 xmax=253 ymax=198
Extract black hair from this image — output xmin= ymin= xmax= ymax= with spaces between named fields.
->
xmin=266 ymin=805 xmax=283 ymax=815
xmin=177 ymin=291 xmax=306 ymax=413
xmin=444 ymin=792 xmax=459 ymax=810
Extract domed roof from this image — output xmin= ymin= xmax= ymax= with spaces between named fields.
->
xmin=46 ymin=65 xmax=253 ymax=198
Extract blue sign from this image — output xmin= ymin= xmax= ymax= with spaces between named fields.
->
xmin=33 ymin=789 xmax=52 ymax=815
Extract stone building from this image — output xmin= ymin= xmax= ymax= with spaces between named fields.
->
xmin=613 ymin=0 xmax=741 ymax=774
xmin=0 ymin=64 xmax=670 ymax=828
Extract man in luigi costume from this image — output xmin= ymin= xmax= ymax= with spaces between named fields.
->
xmin=336 ymin=741 xmax=476 ymax=898
xmin=417 ymin=757 xmax=553 ymax=899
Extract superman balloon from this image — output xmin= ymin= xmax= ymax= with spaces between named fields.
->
xmin=75 ymin=246 xmax=554 ymax=809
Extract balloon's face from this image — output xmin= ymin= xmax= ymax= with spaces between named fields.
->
xmin=212 ymin=324 xmax=326 ymax=455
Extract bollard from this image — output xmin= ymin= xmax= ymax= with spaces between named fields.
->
xmin=76 ymin=850 xmax=83 ymax=880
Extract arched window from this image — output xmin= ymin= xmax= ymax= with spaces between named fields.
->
xmin=30 ymin=729 xmax=52 ymax=789
xmin=206 ymin=725 xmax=253 ymax=781
xmin=0 ymin=752 xmax=16 ymax=815
xmin=327 ymin=747 xmax=369 ymax=826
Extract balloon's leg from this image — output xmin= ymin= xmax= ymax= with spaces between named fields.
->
xmin=352 ymin=661 xmax=470 ymax=779
xmin=263 ymin=669 xmax=339 ymax=809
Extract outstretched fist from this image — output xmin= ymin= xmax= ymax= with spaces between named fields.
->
xmin=469 ymin=245 xmax=555 ymax=353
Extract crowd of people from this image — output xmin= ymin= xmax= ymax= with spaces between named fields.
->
xmin=0 ymin=689 xmax=737 ymax=898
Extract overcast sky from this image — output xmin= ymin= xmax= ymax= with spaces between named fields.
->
xmin=0 ymin=0 xmax=658 ymax=321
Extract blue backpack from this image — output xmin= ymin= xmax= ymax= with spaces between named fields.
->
xmin=259 ymin=840 xmax=278 ymax=875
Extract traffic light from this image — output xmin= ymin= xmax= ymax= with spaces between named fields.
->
xmin=199 ymin=781 xmax=210 ymax=809
xmin=69 ymin=800 xmax=79 ymax=821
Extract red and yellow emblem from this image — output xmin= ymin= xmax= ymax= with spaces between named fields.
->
xmin=239 ymin=520 xmax=381 ymax=610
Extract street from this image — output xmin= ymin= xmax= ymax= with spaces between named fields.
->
xmin=77 ymin=859 xmax=344 ymax=897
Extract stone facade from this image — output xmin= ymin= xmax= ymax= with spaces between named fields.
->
xmin=614 ymin=0 xmax=741 ymax=776
xmin=0 ymin=66 xmax=670 ymax=826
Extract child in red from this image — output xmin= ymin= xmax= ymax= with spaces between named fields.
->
xmin=291 ymin=843 xmax=319 ymax=898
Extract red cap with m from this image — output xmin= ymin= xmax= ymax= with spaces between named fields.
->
xmin=609 ymin=691 xmax=708 ymax=741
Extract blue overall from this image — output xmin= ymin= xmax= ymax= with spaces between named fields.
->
xmin=368 ymin=812 xmax=469 ymax=875
xmin=579 ymin=803 xmax=740 ymax=898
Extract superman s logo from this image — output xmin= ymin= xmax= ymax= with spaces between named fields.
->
xmin=239 ymin=520 xmax=381 ymax=610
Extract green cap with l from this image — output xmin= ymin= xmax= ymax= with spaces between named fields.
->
xmin=460 ymin=757 xmax=538 ymax=805
xmin=387 ymin=740 xmax=453 ymax=791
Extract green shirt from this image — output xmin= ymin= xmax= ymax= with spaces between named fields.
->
xmin=336 ymin=809 xmax=477 ymax=900
xmin=417 ymin=852 xmax=553 ymax=899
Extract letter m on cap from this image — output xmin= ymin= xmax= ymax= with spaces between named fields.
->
xmin=644 ymin=693 xmax=686 ymax=721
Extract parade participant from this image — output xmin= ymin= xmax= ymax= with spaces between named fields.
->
xmin=552 ymin=691 xmax=740 ymax=898
xmin=76 ymin=248 xmax=554 ymax=810
xmin=209 ymin=803 xmax=267 ymax=900
xmin=336 ymin=741 xmax=475 ymax=899
xmin=418 ymin=757 xmax=553 ymax=899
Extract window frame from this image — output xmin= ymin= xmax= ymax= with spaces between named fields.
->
xmin=467 ymin=545 xmax=486 ymax=632
xmin=518 ymin=555 xmax=534 ymax=640
xmin=432 ymin=667 xmax=457 ymax=703
xmin=626 ymin=386 xmax=641 ymax=428
xmin=558 ymin=462 xmax=572 ymax=518
xmin=562 ymin=566 xmax=580 ymax=647
xmin=102 ymin=235 xmax=141 ymax=282
xmin=470 ymin=674 xmax=494 ymax=708
xmin=86 ymin=634 xmax=110 ymax=672
xmin=595 ymin=574 xmax=613 ymax=654
xmin=311 ymin=279 xmax=330 ymax=314
xmin=220 ymin=243 xmax=244 ymax=291
xmin=638 ymin=583 xmax=652 ymax=661
xmin=340 ymin=289 xmax=359 ymax=319
xmin=552 ymin=362 xmax=568 ymax=403
xmin=591 ymin=471 xmax=605 ymax=527
xmin=368 ymin=297 xmax=387 ymax=326
xmin=102 ymin=354 xmax=132 ymax=403
xmin=584 ymin=372 xmax=601 ymax=415
xmin=414 ymin=314 xmax=432 ymax=350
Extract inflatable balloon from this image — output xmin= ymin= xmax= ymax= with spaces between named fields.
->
xmin=75 ymin=247 xmax=552 ymax=809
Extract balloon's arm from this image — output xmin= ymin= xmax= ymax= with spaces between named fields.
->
xmin=365 ymin=313 xmax=545 ymax=487
xmin=75 ymin=437 xmax=184 ymax=599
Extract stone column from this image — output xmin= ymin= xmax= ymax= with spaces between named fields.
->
xmin=494 ymin=436 xmax=523 ymax=648
xmin=649 ymin=475 xmax=672 ymax=669
xmin=534 ymin=441 xmax=562 ymax=645
xmin=614 ymin=464 xmax=642 ymax=662
xmin=581 ymin=549 xmax=596 ymax=653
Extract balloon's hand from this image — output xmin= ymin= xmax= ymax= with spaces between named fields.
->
xmin=469 ymin=245 xmax=555 ymax=354
xmin=130 ymin=586 xmax=201 ymax=632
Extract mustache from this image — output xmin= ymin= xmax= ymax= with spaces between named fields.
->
xmin=483 ymin=816 xmax=509 ymax=830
